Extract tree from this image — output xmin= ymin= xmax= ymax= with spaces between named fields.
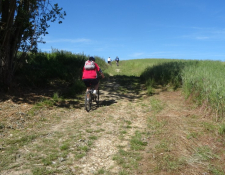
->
xmin=0 ymin=0 xmax=66 ymax=91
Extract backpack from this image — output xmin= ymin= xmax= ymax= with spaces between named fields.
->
xmin=84 ymin=60 xmax=95 ymax=70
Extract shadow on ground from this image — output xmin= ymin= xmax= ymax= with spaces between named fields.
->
xmin=0 ymin=75 xmax=146 ymax=110
xmin=101 ymin=75 xmax=146 ymax=101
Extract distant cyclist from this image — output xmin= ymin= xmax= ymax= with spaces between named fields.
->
xmin=107 ymin=57 xmax=112 ymax=66
xmin=115 ymin=56 xmax=119 ymax=66
xmin=82 ymin=56 xmax=105 ymax=100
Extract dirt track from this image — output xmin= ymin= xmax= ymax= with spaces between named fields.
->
xmin=0 ymin=75 xmax=225 ymax=175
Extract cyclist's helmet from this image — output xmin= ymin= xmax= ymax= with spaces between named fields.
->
xmin=89 ymin=56 xmax=95 ymax=61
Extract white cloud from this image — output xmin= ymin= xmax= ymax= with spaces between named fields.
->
xmin=182 ymin=28 xmax=225 ymax=40
xmin=147 ymin=52 xmax=174 ymax=57
xmin=196 ymin=36 xmax=209 ymax=40
xmin=212 ymin=29 xmax=225 ymax=35
xmin=130 ymin=52 xmax=145 ymax=57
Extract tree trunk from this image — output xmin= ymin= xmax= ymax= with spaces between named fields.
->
xmin=0 ymin=0 xmax=66 ymax=90
xmin=0 ymin=0 xmax=24 ymax=90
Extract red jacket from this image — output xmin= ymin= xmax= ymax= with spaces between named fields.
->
xmin=82 ymin=62 xmax=100 ymax=79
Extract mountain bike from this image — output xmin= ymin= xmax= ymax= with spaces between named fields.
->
xmin=84 ymin=85 xmax=99 ymax=112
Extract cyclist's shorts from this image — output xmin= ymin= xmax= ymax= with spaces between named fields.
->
xmin=108 ymin=61 xmax=111 ymax=63
xmin=83 ymin=78 xmax=99 ymax=87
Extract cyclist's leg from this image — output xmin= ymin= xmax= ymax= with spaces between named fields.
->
xmin=83 ymin=79 xmax=91 ymax=99
xmin=86 ymin=87 xmax=91 ymax=99
xmin=94 ymin=79 xmax=99 ymax=91
xmin=89 ymin=79 xmax=99 ymax=94
xmin=91 ymin=79 xmax=99 ymax=104
xmin=95 ymin=83 xmax=99 ymax=90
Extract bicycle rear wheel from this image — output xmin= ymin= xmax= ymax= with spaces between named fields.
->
xmin=85 ymin=91 xmax=91 ymax=112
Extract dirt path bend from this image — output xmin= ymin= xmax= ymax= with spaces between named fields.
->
xmin=0 ymin=76 xmax=225 ymax=175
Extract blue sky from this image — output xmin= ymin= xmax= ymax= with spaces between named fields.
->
xmin=38 ymin=0 xmax=225 ymax=61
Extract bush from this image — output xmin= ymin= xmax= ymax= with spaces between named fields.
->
xmin=16 ymin=50 xmax=87 ymax=87
xmin=15 ymin=50 xmax=108 ymax=96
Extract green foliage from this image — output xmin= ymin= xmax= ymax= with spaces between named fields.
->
xmin=7 ymin=134 xmax=37 ymax=146
xmin=29 ymin=92 xmax=66 ymax=110
xmin=15 ymin=50 xmax=107 ymax=96
xmin=32 ymin=167 xmax=56 ymax=175
xmin=186 ymin=132 xmax=199 ymax=139
xmin=94 ymin=56 xmax=108 ymax=71
xmin=0 ymin=123 xmax=5 ymax=130
xmin=155 ymin=154 xmax=185 ymax=172
xmin=146 ymin=79 xmax=155 ymax=95
xmin=130 ymin=131 xmax=148 ymax=150
xmin=16 ymin=50 xmax=86 ymax=87
xmin=89 ymin=135 xmax=98 ymax=140
xmin=139 ymin=59 xmax=225 ymax=119
xmin=193 ymin=146 xmax=219 ymax=161
xmin=218 ymin=123 xmax=225 ymax=135
xmin=150 ymin=98 xmax=164 ymax=114
xmin=182 ymin=61 xmax=225 ymax=120
xmin=52 ymin=92 xmax=60 ymax=102
xmin=36 ymin=98 xmax=54 ymax=108
xmin=0 ymin=1 xmax=66 ymax=89
xmin=42 ymin=153 xmax=59 ymax=166
xmin=209 ymin=165 xmax=225 ymax=175
xmin=105 ymin=58 xmax=173 ymax=76
xmin=65 ymin=80 xmax=86 ymax=97
xmin=95 ymin=168 xmax=106 ymax=174
xmin=202 ymin=122 xmax=216 ymax=133
xmin=113 ymin=149 xmax=142 ymax=170
xmin=60 ymin=143 xmax=70 ymax=151
xmin=140 ymin=60 xmax=197 ymax=89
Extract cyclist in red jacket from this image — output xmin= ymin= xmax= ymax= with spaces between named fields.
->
xmin=82 ymin=57 xmax=104 ymax=98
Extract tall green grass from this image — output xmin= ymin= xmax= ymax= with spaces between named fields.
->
xmin=105 ymin=59 xmax=173 ymax=76
xmin=141 ymin=61 xmax=184 ymax=88
xmin=15 ymin=50 xmax=108 ymax=96
xmin=182 ymin=61 xmax=225 ymax=120
xmin=140 ymin=59 xmax=225 ymax=120
xmin=16 ymin=50 xmax=86 ymax=87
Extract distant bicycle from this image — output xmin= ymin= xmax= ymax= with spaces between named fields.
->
xmin=84 ymin=84 xmax=99 ymax=112
xmin=115 ymin=56 xmax=119 ymax=66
